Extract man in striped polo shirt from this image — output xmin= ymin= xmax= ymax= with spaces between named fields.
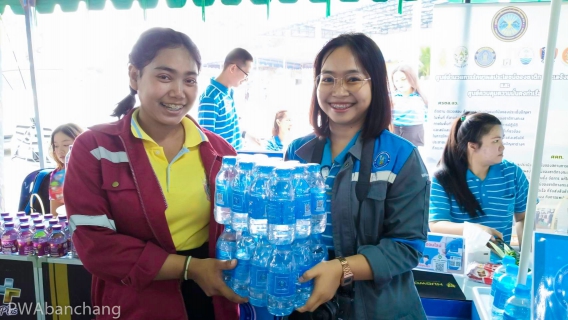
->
xmin=198 ymin=48 xmax=253 ymax=150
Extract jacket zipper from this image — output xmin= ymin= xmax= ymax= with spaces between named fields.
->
xmin=120 ymin=136 xmax=187 ymax=320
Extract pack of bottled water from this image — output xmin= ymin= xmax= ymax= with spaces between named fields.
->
xmin=0 ymin=212 xmax=75 ymax=258
xmin=214 ymin=155 xmax=329 ymax=316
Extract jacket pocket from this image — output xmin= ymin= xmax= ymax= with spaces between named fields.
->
xmin=101 ymin=162 xmax=137 ymax=191
xmin=362 ymin=182 xmax=388 ymax=239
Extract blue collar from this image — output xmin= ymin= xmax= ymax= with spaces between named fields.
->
xmin=209 ymin=77 xmax=232 ymax=97
xmin=466 ymin=162 xmax=504 ymax=180
xmin=322 ymin=131 xmax=361 ymax=168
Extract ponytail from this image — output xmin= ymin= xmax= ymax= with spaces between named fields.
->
xmin=111 ymin=87 xmax=137 ymax=118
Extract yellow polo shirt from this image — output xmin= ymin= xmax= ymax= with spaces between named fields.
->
xmin=131 ymin=110 xmax=210 ymax=251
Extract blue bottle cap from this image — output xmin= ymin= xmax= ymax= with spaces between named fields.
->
xmin=239 ymin=161 xmax=255 ymax=171
xmin=306 ymin=163 xmax=321 ymax=173
xmin=502 ymin=255 xmax=515 ymax=266
xmin=257 ymin=164 xmax=275 ymax=174
xmin=222 ymin=156 xmax=237 ymax=166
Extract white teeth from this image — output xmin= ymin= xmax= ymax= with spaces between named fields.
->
xmin=331 ymin=104 xmax=351 ymax=110
xmin=162 ymin=103 xmax=183 ymax=110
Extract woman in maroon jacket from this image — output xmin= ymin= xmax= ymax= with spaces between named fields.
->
xmin=64 ymin=28 xmax=245 ymax=320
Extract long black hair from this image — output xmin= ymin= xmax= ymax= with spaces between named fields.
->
xmin=434 ymin=112 xmax=502 ymax=218
xmin=309 ymin=33 xmax=391 ymax=140
xmin=111 ymin=28 xmax=202 ymax=118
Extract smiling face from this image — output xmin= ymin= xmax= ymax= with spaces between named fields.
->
xmin=316 ymin=46 xmax=371 ymax=133
xmin=469 ymin=124 xmax=505 ymax=166
xmin=130 ymin=46 xmax=199 ymax=128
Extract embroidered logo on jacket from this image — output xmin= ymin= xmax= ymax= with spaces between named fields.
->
xmin=373 ymin=152 xmax=391 ymax=169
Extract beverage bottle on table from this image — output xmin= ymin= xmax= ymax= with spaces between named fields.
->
xmin=267 ymin=167 xmax=295 ymax=245
xmin=292 ymin=165 xmax=311 ymax=240
xmin=267 ymin=244 xmax=297 ymax=316
xmin=43 ymin=214 xmax=54 ymax=224
xmin=306 ymin=164 xmax=327 ymax=234
xmin=503 ymin=274 xmax=532 ymax=320
xmin=248 ymin=164 xmax=274 ymax=238
xmin=232 ymin=229 xmax=256 ymax=297
xmin=32 ymin=224 xmax=49 ymax=257
xmin=492 ymin=264 xmax=519 ymax=320
xmin=216 ymin=224 xmax=238 ymax=286
xmin=249 ymin=236 xmax=273 ymax=307
xmin=1 ymin=222 xmax=18 ymax=255
xmin=17 ymin=223 xmax=34 ymax=255
xmin=46 ymin=219 xmax=58 ymax=234
xmin=491 ymin=255 xmax=515 ymax=296
xmin=214 ymin=156 xmax=237 ymax=225
xmin=48 ymin=225 xmax=68 ymax=257
xmin=231 ymin=160 xmax=255 ymax=231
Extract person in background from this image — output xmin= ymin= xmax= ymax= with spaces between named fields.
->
xmin=285 ymin=33 xmax=429 ymax=319
xmin=198 ymin=48 xmax=256 ymax=150
xmin=266 ymin=110 xmax=293 ymax=152
xmin=49 ymin=123 xmax=83 ymax=216
xmin=390 ymin=64 xmax=428 ymax=147
xmin=429 ymin=112 xmax=529 ymax=246
xmin=64 ymin=28 xmax=245 ymax=320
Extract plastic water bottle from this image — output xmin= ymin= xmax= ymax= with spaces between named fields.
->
xmin=231 ymin=161 xmax=255 ymax=231
xmin=30 ymin=213 xmax=40 ymax=220
xmin=215 ymin=156 xmax=238 ymax=224
xmin=1 ymin=222 xmax=18 ymax=255
xmin=292 ymin=165 xmax=311 ymax=240
xmin=43 ymin=214 xmax=54 ymax=224
xmin=492 ymin=264 xmax=519 ymax=319
xmin=491 ymin=255 xmax=516 ymax=296
xmin=2 ymin=217 xmax=16 ymax=231
xmin=249 ymin=236 xmax=274 ymax=307
xmin=307 ymin=164 xmax=327 ymax=234
xmin=267 ymin=244 xmax=297 ymax=316
xmin=17 ymin=223 xmax=34 ymax=255
xmin=49 ymin=225 xmax=68 ymax=257
xmin=310 ymin=233 xmax=329 ymax=264
xmin=32 ymin=225 xmax=49 ymax=257
xmin=293 ymin=238 xmax=313 ymax=308
xmin=249 ymin=164 xmax=274 ymax=237
xmin=267 ymin=167 xmax=295 ymax=245
xmin=19 ymin=217 xmax=31 ymax=230
xmin=58 ymin=216 xmax=67 ymax=229
xmin=0 ymin=212 xmax=10 ymax=232
xmin=503 ymin=274 xmax=532 ymax=320
xmin=63 ymin=222 xmax=73 ymax=257
xmin=232 ymin=229 xmax=256 ymax=297
xmin=216 ymin=225 xmax=238 ymax=286
xmin=46 ymin=219 xmax=59 ymax=234
xmin=32 ymin=218 xmax=44 ymax=230
xmin=16 ymin=212 xmax=26 ymax=220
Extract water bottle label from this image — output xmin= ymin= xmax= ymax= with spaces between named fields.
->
xmin=250 ymin=266 xmax=268 ymax=288
xmin=311 ymin=193 xmax=326 ymax=214
xmin=216 ymin=191 xmax=226 ymax=206
xmin=268 ymin=202 xmax=295 ymax=225
xmin=269 ymin=274 xmax=295 ymax=296
xmin=17 ymin=240 xmax=33 ymax=255
xmin=493 ymin=290 xmax=512 ymax=309
xmin=50 ymin=242 xmax=68 ymax=257
xmin=34 ymin=242 xmax=48 ymax=256
xmin=1 ymin=239 xmax=18 ymax=254
xmin=295 ymin=196 xmax=311 ymax=219
xmin=231 ymin=191 xmax=248 ymax=213
xmin=249 ymin=196 xmax=267 ymax=219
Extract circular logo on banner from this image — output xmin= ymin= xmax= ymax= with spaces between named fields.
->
xmin=373 ymin=152 xmax=390 ymax=169
xmin=475 ymin=47 xmax=496 ymax=67
xmin=562 ymin=48 xmax=568 ymax=66
xmin=492 ymin=7 xmax=528 ymax=42
xmin=518 ymin=47 xmax=533 ymax=65
xmin=454 ymin=47 xmax=469 ymax=68
xmin=540 ymin=47 xmax=559 ymax=63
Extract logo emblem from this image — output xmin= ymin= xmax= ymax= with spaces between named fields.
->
xmin=454 ymin=47 xmax=469 ymax=68
xmin=561 ymin=48 xmax=568 ymax=66
xmin=540 ymin=47 xmax=558 ymax=63
xmin=492 ymin=7 xmax=528 ymax=42
xmin=0 ymin=278 xmax=21 ymax=304
xmin=475 ymin=47 xmax=496 ymax=67
xmin=374 ymin=152 xmax=391 ymax=169
xmin=518 ymin=47 xmax=533 ymax=65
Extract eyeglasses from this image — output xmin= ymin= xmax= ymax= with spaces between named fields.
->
xmin=235 ymin=64 xmax=248 ymax=80
xmin=315 ymin=74 xmax=371 ymax=93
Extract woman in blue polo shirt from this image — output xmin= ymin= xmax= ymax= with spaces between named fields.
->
xmin=429 ymin=112 xmax=529 ymax=246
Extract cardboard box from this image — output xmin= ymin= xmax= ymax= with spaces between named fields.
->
xmin=416 ymin=233 xmax=465 ymax=275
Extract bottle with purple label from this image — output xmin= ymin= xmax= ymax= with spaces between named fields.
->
xmin=19 ymin=217 xmax=32 ymax=231
xmin=48 ymin=225 xmax=68 ymax=257
xmin=32 ymin=225 xmax=49 ymax=257
xmin=0 ymin=212 xmax=10 ymax=232
xmin=32 ymin=218 xmax=44 ymax=230
xmin=1 ymin=222 xmax=19 ymax=255
xmin=30 ymin=213 xmax=41 ymax=220
xmin=43 ymin=214 xmax=54 ymax=224
xmin=2 ymin=217 xmax=15 ymax=231
xmin=46 ymin=219 xmax=58 ymax=234
xmin=16 ymin=212 xmax=26 ymax=219
xmin=17 ymin=223 xmax=34 ymax=255
xmin=63 ymin=222 xmax=73 ymax=257
xmin=58 ymin=216 xmax=67 ymax=229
